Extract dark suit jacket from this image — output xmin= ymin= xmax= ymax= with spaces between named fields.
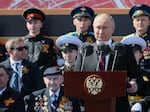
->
xmin=74 ymin=41 xmax=143 ymax=112
xmin=25 ymin=87 xmax=81 ymax=112
xmin=0 ymin=58 xmax=46 ymax=96
xmin=0 ymin=86 xmax=25 ymax=112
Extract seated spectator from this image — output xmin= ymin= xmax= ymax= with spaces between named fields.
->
xmin=0 ymin=65 xmax=25 ymax=112
xmin=25 ymin=66 xmax=81 ymax=112
xmin=0 ymin=38 xmax=45 ymax=96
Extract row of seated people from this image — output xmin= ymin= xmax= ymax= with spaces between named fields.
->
xmin=0 ymin=4 xmax=150 ymax=112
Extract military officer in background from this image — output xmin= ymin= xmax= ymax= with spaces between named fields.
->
xmin=25 ymin=66 xmax=81 ymax=112
xmin=22 ymin=8 xmax=57 ymax=70
xmin=67 ymin=6 xmax=96 ymax=43
xmin=124 ymin=4 xmax=150 ymax=92
xmin=56 ymin=35 xmax=82 ymax=71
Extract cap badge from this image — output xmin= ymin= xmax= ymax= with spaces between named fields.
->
xmin=137 ymin=10 xmax=144 ymax=15
xmin=65 ymin=43 xmax=69 ymax=47
xmin=80 ymin=7 xmax=86 ymax=12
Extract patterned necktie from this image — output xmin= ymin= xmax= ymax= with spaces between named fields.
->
xmin=99 ymin=56 xmax=105 ymax=70
xmin=11 ymin=63 xmax=20 ymax=91
xmin=51 ymin=94 xmax=57 ymax=111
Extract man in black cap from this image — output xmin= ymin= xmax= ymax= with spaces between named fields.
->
xmin=25 ymin=66 xmax=81 ymax=112
xmin=67 ymin=6 xmax=96 ymax=43
xmin=22 ymin=8 xmax=57 ymax=70
xmin=123 ymin=4 xmax=150 ymax=94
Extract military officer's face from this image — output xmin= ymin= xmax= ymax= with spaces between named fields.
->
xmin=43 ymin=75 xmax=64 ymax=93
xmin=26 ymin=20 xmax=43 ymax=36
xmin=73 ymin=17 xmax=91 ymax=32
xmin=9 ymin=41 xmax=28 ymax=61
xmin=133 ymin=15 xmax=150 ymax=34
xmin=61 ymin=49 xmax=78 ymax=64
xmin=0 ymin=67 xmax=9 ymax=89
xmin=93 ymin=14 xmax=115 ymax=42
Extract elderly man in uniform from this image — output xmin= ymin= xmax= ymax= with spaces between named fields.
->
xmin=67 ymin=6 xmax=96 ymax=43
xmin=22 ymin=8 xmax=57 ymax=70
xmin=124 ymin=4 xmax=150 ymax=93
xmin=25 ymin=66 xmax=81 ymax=112
xmin=56 ymin=35 xmax=82 ymax=71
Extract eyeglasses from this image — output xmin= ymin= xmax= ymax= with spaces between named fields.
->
xmin=11 ymin=46 xmax=28 ymax=51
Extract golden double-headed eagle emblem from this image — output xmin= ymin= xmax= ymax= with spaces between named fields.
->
xmin=84 ymin=74 xmax=104 ymax=95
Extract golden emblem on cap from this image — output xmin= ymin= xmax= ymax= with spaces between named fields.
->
xmin=137 ymin=10 xmax=143 ymax=15
xmin=80 ymin=7 xmax=86 ymax=11
xmin=84 ymin=74 xmax=104 ymax=95
xmin=65 ymin=43 xmax=69 ymax=47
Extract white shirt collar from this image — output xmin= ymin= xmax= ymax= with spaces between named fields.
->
xmin=96 ymin=38 xmax=112 ymax=47
xmin=10 ymin=58 xmax=22 ymax=66
xmin=49 ymin=88 xmax=60 ymax=97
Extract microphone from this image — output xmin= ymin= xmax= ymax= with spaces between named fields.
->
xmin=97 ymin=42 xmax=112 ymax=56
xmin=111 ymin=42 xmax=126 ymax=71
xmin=80 ymin=42 xmax=94 ymax=71
xmin=80 ymin=42 xmax=94 ymax=56
xmin=111 ymin=41 xmax=126 ymax=56
xmin=96 ymin=42 xmax=111 ymax=71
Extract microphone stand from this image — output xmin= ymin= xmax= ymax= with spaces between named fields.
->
xmin=111 ymin=50 xmax=118 ymax=71
xmin=80 ymin=49 xmax=87 ymax=72
xmin=96 ymin=51 xmax=102 ymax=71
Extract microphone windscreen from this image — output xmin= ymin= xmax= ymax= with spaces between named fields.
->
xmin=97 ymin=42 xmax=112 ymax=56
xmin=80 ymin=42 xmax=94 ymax=56
xmin=112 ymin=42 xmax=126 ymax=56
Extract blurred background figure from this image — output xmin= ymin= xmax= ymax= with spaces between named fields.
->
xmin=0 ymin=65 xmax=25 ymax=112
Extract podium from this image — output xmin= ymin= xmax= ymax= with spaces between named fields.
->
xmin=64 ymin=71 xmax=127 ymax=112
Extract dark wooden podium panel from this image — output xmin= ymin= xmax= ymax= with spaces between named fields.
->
xmin=64 ymin=71 xmax=127 ymax=112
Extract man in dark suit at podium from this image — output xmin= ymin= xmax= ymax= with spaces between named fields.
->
xmin=74 ymin=14 xmax=143 ymax=112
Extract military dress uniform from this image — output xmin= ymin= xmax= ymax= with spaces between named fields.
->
xmin=68 ymin=6 xmax=96 ymax=43
xmin=22 ymin=8 xmax=57 ymax=69
xmin=123 ymin=4 xmax=150 ymax=112
xmin=24 ymin=34 xmax=57 ymax=69
xmin=127 ymin=4 xmax=150 ymax=96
